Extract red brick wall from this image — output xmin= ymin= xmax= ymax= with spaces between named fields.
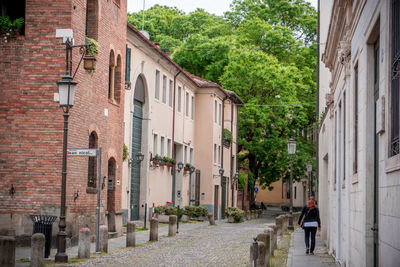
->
xmin=0 ymin=0 xmax=127 ymax=239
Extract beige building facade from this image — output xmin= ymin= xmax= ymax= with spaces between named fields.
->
xmin=122 ymin=24 xmax=241 ymax=222
xmin=318 ymin=0 xmax=400 ymax=266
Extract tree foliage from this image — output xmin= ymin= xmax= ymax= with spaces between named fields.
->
xmin=127 ymin=0 xmax=317 ymax=201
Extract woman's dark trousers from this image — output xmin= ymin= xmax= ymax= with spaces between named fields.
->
xmin=304 ymin=227 xmax=317 ymax=252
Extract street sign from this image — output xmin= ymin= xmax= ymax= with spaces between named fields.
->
xmin=254 ymin=187 xmax=259 ymax=193
xmin=67 ymin=149 xmax=97 ymax=157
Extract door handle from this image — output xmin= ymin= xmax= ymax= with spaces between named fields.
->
xmin=371 ymin=227 xmax=379 ymax=232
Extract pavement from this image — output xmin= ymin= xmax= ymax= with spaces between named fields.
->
xmin=287 ymin=228 xmax=339 ymax=267
xmin=15 ymin=212 xmax=280 ymax=266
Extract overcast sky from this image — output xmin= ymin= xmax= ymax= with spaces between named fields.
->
xmin=128 ymin=0 xmax=318 ymax=16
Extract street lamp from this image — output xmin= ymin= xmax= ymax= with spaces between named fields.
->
xmin=307 ymin=161 xmax=312 ymax=198
xmin=135 ymin=152 xmax=144 ymax=163
xmin=189 ymin=165 xmax=195 ymax=174
xmin=287 ymin=138 xmax=296 ymax=230
xmin=219 ymin=168 xmax=224 ymax=176
xmin=177 ymin=161 xmax=184 ymax=172
xmin=55 ymin=38 xmax=92 ymax=263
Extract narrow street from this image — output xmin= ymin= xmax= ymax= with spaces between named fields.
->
xmin=74 ymin=215 xmax=276 ymax=267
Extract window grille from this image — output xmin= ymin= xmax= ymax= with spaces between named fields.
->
xmin=391 ymin=0 xmax=400 ymax=156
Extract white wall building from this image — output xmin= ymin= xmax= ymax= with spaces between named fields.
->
xmin=122 ymin=24 xmax=241 ymax=222
xmin=318 ymin=0 xmax=400 ymax=266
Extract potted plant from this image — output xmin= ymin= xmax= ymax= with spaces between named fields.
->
xmin=162 ymin=156 xmax=169 ymax=166
xmin=1 ymin=16 xmax=24 ymax=42
xmin=153 ymin=154 xmax=160 ymax=166
xmin=184 ymin=163 xmax=191 ymax=172
xmin=84 ymin=36 xmax=99 ymax=71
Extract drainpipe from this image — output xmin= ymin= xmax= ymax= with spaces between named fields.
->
xmin=172 ymin=70 xmax=182 ymax=205
xmin=221 ymin=96 xmax=228 ymax=214
xmin=316 ymin=0 xmax=320 ymax=201
xmin=230 ymin=101 xmax=234 ymax=207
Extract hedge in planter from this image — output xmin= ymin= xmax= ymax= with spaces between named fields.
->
xmin=225 ymin=207 xmax=244 ymax=223
xmin=183 ymin=205 xmax=208 ymax=219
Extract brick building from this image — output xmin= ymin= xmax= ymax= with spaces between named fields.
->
xmin=0 ymin=0 xmax=127 ymax=245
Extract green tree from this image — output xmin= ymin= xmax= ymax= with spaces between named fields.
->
xmin=220 ymin=49 xmax=314 ymax=202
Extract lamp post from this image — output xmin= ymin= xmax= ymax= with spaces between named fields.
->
xmin=287 ymin=138 xmax=296 ymax=230
xmin=307 ymin=161 xmax=312 ymax=198
xmin=55 ymin=38 xmax=92 ymax=263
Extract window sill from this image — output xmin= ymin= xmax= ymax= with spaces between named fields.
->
xmin=86 ymin=187 xmax=97 ymax=194
xmin=386 ymin=154 xmax=400 ymax=173
xmin=352 ymin=173 xmax=359 ymax=184
xmin=108 ymin=99 xmax=120 ymax=107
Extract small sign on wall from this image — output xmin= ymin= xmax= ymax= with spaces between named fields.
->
xmin=376 ymin=95 xmax=385 ymax=135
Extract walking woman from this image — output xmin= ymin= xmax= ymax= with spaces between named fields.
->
xmin=297 ymin=199 xmax=321 ymax=255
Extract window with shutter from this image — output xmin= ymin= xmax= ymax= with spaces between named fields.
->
xmin=391 ymin=0 xmax=400 ymax=156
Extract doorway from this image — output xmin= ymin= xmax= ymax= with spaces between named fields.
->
xmin=107 ymin=157 xmax=116 ymax=232
xmin=221 ymin=177 xmax=226 ymax=219
xmin=130 ymin=75 xmax=145 ymax=220
xmin=214 ymin=185 xmax=219 ymax=220
xmin=372 ymin=39 xmax=380 ymax=267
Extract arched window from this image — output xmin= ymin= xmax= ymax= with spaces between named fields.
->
xmin=85 ymin=0 xmax=98 ymax=40
xmin=114 ymin=55 xmax=122 ymax=103
xmin=87 ymin=131 xmax=98 ymax=189
xmin=108 ymin=50 xmax=115 ymax=100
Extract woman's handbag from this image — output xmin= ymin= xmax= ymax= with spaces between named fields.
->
xmin=299 ymin=209 xmax=310 ymax=228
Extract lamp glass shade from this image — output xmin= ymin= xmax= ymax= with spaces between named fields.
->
xmin=219 ymin=168 xmax=224 ymax=175
xmin=135 ymin=152 xmax=144 ymax=163
xmin=190 ymin=166 xmax=195 ymax=173
xmin=177 ymin=161 xmax=184 ymax=170
xmin=307 ymin=162 xmax=312 ymax=172
xmin=288 ymin=138 xmax=297 ymax=155
xmin=57 ymin=75 xmax=77 ymax=107
xmin=234 ymin=172 xmax=239 ymax=179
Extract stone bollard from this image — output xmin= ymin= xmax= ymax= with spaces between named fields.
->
xmin=31 ymin=233 xmax=45 ymax=267
xmin=78 ymin=228 xmax=91 ymax=259
xmin=257 ymin=232 xmax=271 ymax=266
xmin=99 ymin=225 xmax=108 ymax=253
xmin=0 ymin=236 xmax=15 ymax=267
xmin=126 ymin=222 xmax=136 ymax=247
xmin=207 ymin=214 xmax=216 ymax=226
xmin=250 ymin=238 xmax=258 ymax=267
xmin=150 ymin=218 xmax=159 ymax=241
xmin=265 ymin=224 xmax=277 ymax=256
xmin=168 ymin=215 xmax=177 ymax=237
xmin=275 ymin=216 xmax=283 ymax=236
xmin=257 ymin=242 xmax=267 ymax=267
xmin=284 ymin=214 xmax=290 ymax=231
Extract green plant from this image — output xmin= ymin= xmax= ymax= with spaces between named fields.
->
xmin=238 ymin=172 xmax=246 ymax=190
xmin=153 ymin=154 xmax=160 ymax=160
xmin=0 ymin=16 xmax=12 ymax=30
xmin=225 ymin=207 xmax=244 ymax=223
xmin=12 ymin=18 xmax=24 ymax=30
xmin=183 ymin=205 xmax=196 ymax=217
xmin=223 ymin=128 xmax=233 ymax=144
xmin=155 ymin=205 xmax=178 ymax=215
xmin=196 ymin=206 xmax=209 ymax=217
xmin=85 ymin=36 xmax=99 ymax=56
xmin=123 ymin=144 xmax=128 ymax=161
xmin=170 ymin=158 xmax=176 ymax=164
xmin=185 ymin=163 xmax=191 ymax=168
xmin=163 ymin=156 xmax=169 ymax=162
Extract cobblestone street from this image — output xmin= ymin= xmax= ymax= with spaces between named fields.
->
xmin=74 ymin=215 xmax=275 ymax=267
